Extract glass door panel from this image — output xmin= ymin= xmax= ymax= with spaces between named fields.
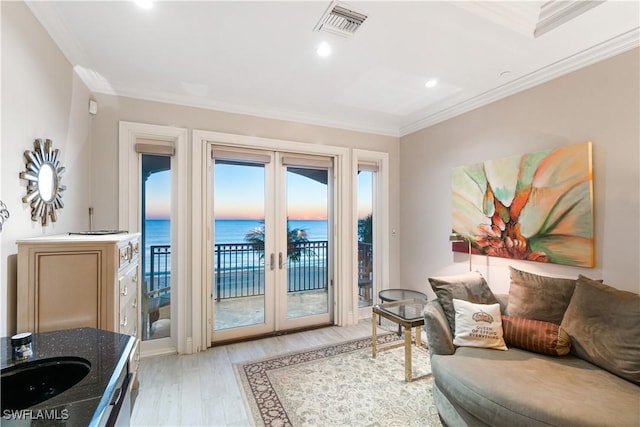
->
xmin=209 ymin=149 xmax=333 ymax=342
xmin=213 ymin=160 xmax=268 ymax=331
xmin=357 ymin=170 xmax=374 ymax=307
xmin=281 ymin=158 xmax=332 ymax=325
xmin=141 ymin=154 xmax=172 ymax=341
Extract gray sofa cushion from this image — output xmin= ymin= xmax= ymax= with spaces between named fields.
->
xmin=423 ymin=300 xmax=455 ymax=356
xmin=428 ymin=271 xmax=498 ymax=333
xmin=507 ymin=266 xmax=576 ymax=324
xmin=561 ymin=275 xmax=640 ymax=385
xmin=431 ymin=346 xmax=640 ymax=427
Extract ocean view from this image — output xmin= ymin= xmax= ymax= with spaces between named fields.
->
xmin=145 ymin=219 xmax=328 ymax=246
xmin=142 ymin=219 xmax=329 ymax=272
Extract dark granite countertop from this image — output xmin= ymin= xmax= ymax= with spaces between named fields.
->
xmin=1 ymin=328 xmax=135 ymax=427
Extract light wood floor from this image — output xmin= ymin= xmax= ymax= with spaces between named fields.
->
xmin=131 ymin=320 xmax=380 ymax=426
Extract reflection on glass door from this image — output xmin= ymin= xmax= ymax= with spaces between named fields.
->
xmin=284 ymin=165 xmax=330 ymax=319
xmin=213 ymin=160 xmax=268 ymax=331
xmin=141 ymin=154 xmax=172 ymax=341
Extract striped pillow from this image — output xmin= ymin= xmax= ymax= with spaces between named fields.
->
xmin=502 ymin=315 xmax=571 ymax=356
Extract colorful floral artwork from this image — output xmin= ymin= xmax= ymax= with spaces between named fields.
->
xmin=451 ymin=141 xmax=594 ymax=267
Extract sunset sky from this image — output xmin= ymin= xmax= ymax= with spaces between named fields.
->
xmin=145 ymin=166 xmax=373 ymax=220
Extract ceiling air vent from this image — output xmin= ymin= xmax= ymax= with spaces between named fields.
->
xmin=314 ymin=1 xmax=367 ymax=37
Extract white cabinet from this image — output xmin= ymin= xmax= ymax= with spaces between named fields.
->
xmin=16 ymin=233 xmax=141 ymax=390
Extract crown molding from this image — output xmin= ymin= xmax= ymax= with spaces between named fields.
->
xmin=399 ymin=28 xmax=640 ymax=137
xmin=100 ymin=84 xmax=401 ymax=138
xmin=26 ymin=2 xmax=93 ymax=70
xmin=451 ymin=1 xmax=542 ymax=37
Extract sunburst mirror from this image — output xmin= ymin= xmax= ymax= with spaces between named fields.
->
xmin=20 ymin=138 xmax=66 ymax=226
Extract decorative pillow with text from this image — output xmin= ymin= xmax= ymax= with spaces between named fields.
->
xmin=452 ymin=298 xmax=507 ymax=351
xmin=429 ymin=271 xmax=498 ymax=334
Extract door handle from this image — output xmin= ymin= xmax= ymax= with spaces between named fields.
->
xmin=270 ymin=253 xmax=275 ymax=271
xmin=279 ymin=252 xmax=284 ymax=270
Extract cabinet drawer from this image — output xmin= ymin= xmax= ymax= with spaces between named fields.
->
xmin=118 ymin=315 xmax=137 ymax=337
xmin=119 ymin=267 xmax=138 ymax=299
xmin=118 ymin=262 xmax=139 ymax=337
xmin=119 ymin=239 xmax=140 ymax=268
xmin=118 ymin=245 xmax=131 ymax=268
xmin=119 ymin=299 xmax=138 ymax=337
xmin=130 ymin=240 xmax=140 ymax=263
xmin=118 ymin=288 xmax=138 ymax=337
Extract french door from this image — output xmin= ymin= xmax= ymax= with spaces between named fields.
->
xmin=210 ymin=147 xmax=333 ymax=342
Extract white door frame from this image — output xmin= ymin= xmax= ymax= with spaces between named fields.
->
xmin=192 ymin=130 xmax=350 ymax=350
xmin=352 ymin=149 xmax=390 ymax=319
xmin=119 ymin=121 xmax=190 ymax=356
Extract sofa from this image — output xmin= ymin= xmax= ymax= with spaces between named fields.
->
xmin=423 ymin=269 xmax=640 ymax=427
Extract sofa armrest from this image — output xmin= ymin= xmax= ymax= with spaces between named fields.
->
xmin=423 ymin=300 xmax=455 ymax=356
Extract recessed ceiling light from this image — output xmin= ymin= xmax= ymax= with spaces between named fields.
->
xmin=500 ymin=70 xmax=512 ymax=78
xmin=134 ymin=0 xmax=153 ymax=10
xmin=316 ymin=42 xmax=331 ymax=57
xmin=425 ymin=79 xmax=438 ymax=88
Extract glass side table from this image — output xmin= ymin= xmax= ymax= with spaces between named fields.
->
xmin=377 ymin=289 xmax=428 ymax=334
xmin=371 ymin=298 xmax=426 ymax=382
xmin=378 ymin=288 xmax=428 ymax=303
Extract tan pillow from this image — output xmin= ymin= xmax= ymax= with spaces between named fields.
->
xmin=507 ymin=266 xmax=576 ymax=324
xmin=429 ymin=271 xmax=498 ymax=333
xmin=452 ymin=299 xmax=507 ymax=351
xmin=561 ymin=275 xmax=640 ymax=385
xmin=502 ymin=315 xmax=570 ymax=356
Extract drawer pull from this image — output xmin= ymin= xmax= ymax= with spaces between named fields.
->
xmin=121 ymin=286 xmax=128 ymax=296
xmin=121 ymin=316 xmax=128 ymax=327
xmin=132 ymin=297 xmax=137 ymax=309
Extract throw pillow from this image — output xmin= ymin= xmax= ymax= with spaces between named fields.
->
xmin=501 ymin=315 xmax=570 ymax=356
xmin=452 ymin=298 xmax=508 ymax=351
xmin=429 ymin=271 xmax=498 ymax=333
xmin=507 ymin=266 xmax=576 ymax=324
xmin=561 ymin=275 xmax=640 ymax=385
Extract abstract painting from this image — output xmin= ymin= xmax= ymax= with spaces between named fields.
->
xmin=451 ymin=141 xmax=594 ymax=267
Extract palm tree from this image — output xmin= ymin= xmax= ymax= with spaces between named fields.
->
xmin=358 ymin=213 xmax=373 ymax=243
xmin=245 ymin=220 xmax=313 ymax=262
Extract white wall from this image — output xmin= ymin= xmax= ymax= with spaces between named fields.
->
xmin=400 ymin=48 xmax=640 ymax=297
xmin=1 ymin=2 xmax=93 ymax=336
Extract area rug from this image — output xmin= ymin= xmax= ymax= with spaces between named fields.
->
xmin=236 ymin=334 xmax=442 ymax=427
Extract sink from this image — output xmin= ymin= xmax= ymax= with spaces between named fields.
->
xmin=1 ymin=356 xmax=91 ymax=410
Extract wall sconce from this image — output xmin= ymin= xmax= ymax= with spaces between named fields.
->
xmin=449 ymin=231 xmax=472 ymax=271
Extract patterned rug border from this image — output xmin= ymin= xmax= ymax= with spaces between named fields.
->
xmin=235 ymin=333 xmax=423 ymax=427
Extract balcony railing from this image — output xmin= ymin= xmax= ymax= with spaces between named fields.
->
xmin=149 ymin=245 xmax=171 ymax=300
xmin=214 ymin=241 xmax=329 ymax=301
xmin=147 ymin=241 xmax=331 ymax=301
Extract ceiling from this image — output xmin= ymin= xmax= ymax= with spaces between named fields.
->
xmin=26 ymin=1 xmax=639 ymax=137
